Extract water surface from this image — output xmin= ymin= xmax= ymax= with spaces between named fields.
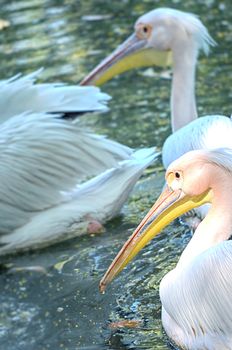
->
xmin=0 ymin=1 xmax=231 ymax=349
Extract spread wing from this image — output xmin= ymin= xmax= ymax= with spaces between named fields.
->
xmin=0 ymin=69 xmax=110 ymax=123
xmin=0 ymin=112 xmax=132 ymax=234
xmin=0 ymin=147 xmax=159 ymax=255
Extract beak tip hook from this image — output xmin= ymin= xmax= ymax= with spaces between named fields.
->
xmin=99 ymin=280 xmax=107 ymax=294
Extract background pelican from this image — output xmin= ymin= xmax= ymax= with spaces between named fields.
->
xmin=100 ymin=148 xmax=232 ymax=350
xmin=0 ymin=69 xmax=158 ymax=256
xmin=81 ymin=8 xmax=232 ymax=169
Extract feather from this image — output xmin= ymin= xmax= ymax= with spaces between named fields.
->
xmin=0 ymin=69 xmax=110 ymax=122
xmin=0 ymin=148 xmax=159 ymax=255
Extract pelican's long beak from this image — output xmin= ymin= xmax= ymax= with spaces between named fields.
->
xmin=100 ymin=185 xmax=212 ymax=293
xmin=80 ymin=33 xmax=172 ymax=86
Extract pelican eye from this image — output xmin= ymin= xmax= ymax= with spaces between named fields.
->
xmin=136 ymin=23 xmax=152 ymax=39
xmin=167 ymin=171 xmax=182 ymax=190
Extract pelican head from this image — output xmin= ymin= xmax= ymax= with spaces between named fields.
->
xmin=99 ymin=148 xmax=232 ymax=291
xmin=81 ymin=8 xmax=215 ymax=86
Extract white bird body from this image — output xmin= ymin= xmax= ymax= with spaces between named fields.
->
xmin=100 ymin=148 xmax=232 ymax=350
xmin=162 ymin=115 xmax=232 ymax=168
xmin=0 ymin=147 xmax=156 ymax=255
xmin=0 ymin=70 xmax=158 ymax=255
xmin=161 ymin=241 xmax=232 ymax=350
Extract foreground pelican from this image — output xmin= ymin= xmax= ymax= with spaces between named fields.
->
xmin=0 ymin=70 xmax=158 ymax=256
xmin=100 ymin=148 xmax=232 ymax=350
xmin=81 ymin=8 xmax=232 ymax=169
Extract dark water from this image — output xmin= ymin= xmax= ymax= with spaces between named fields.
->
xmin=0 ymin=1 xmax=231 ymax=349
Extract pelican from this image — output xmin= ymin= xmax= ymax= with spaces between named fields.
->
xmin=81 ymin=8 xmax=232 ymax=169
xmin=0 ymin=69 xmax=158 ymax=256
xmin=100 ymin=148 xmax=232 ymax=350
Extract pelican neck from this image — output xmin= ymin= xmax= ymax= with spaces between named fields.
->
xmin=178 ymin=174 xmax=232 ymax=268
xmin=171 ymin=43 xmax=198 ymax=132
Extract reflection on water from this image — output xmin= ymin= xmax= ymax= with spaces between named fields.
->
xmin=0 ymin=0 xmax=231 ymax=349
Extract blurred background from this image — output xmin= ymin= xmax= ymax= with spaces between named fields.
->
xmin=0 ymin=1 xmax=231 ymax=349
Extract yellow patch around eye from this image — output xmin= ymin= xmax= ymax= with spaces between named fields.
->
xmin=167 ymin=172 xmax=175 ymax=186
xmin=167 ymin=172 xmax=183 ymax=191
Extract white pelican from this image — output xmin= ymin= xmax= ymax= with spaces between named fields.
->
xmin=0 ymin=70 xmax=158 ymax=256
xmin=100 ymin=148 xmax=232 ymax=350
xmin=81 ymin=8 xmax=232 ymax=169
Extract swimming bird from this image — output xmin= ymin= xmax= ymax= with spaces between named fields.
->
xmin=81 ymin=8 xmax=232 ymax=169
xmin=0 ymin=70 xmax=158 ymax=255
xmin=100 ymin=148 xmax=232 ymax=350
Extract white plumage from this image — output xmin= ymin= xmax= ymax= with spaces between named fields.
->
xmin=159 ymin=149 xmax=232 ymax=349
xmin=160 ymin=240 xmax=232 ymax=350
xmin=0 ymin=70 xmax=158 ymax=255
xmin=0 ymin=69 xmax=111 ymax=120
xmin=0 ymin=147 xmax=156 ymax=255
xmin=100 ymin=148 xmax=232 ymax=350
xmin=162 ymin=115 xmax=232 ymax=168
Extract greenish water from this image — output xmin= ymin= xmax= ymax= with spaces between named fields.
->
xmin=0 ymin=1 xmax=231 ymax=349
